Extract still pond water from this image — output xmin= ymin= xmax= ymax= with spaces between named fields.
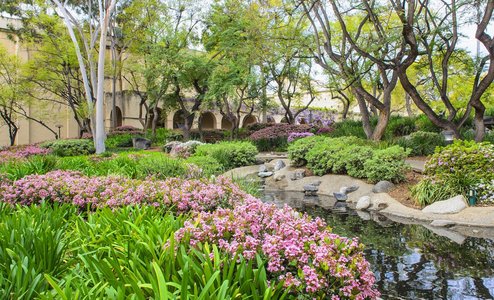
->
xmin=262 ymin=190 xmax=494 ymax=300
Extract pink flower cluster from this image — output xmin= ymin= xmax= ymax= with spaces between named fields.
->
xmin=0 ymin=170 xmax=379 ymax=298
xmin=175 ymin=197 xmax=379 ymax=298
xmin=0 ymin=171 xmax=245 ymax=211
xmin=0 ymin=145 xmax=51 ymax=164
xmin=287 ymin=132 xmax=314 ymax=143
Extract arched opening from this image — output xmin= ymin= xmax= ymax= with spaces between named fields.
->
xmin=242 ymin=115 xmax=257 ymax=128
xmin=200 ymin=112 xmax=216 ymax=129
xmin=173 ymin=110 xmax=186 ymax=129
xmin=267 ymin=116 xmax=275 ymax=124
xmin=110 ymin=106 xmax=123 ymax=127
xmin=221 ymin=116 xmax=233 ymax=130
xmin=147 ymin=107 xmax=166 ymax=128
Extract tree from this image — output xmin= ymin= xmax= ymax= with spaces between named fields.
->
xmin=392 ymin=0 xmax=494 ymax=141
xmin=50 ymin=0 xmax=117 ymax=153
xmin=300 ymin=0 xmax=404 ymax=140
xmin=0 ymin=45 xmax=58 ymax=145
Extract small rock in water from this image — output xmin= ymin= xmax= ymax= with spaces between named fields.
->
xmin=372 ymin=181 xmax=395 ymax=193
xmin=356 ymin=196 xmax=371 ymax=210
xmin=259 ymin=165 xmax=268 ymax=173
xmin=273 ymin=160 xmax=286 ymax=171
xmin=258 ymin=171 xmax=273 ymax=178
xmin=290 ymin=169 xmax=306 ymax=181
xmin=333 ymin=192 xmax=348 ymax=201
xmin=304 ymin=184 xmax=318 ymax=196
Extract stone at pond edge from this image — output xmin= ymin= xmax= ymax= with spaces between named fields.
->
xmin=356 ymin=196 xmax=371 ymax=210
xmin=333 ymin=192 xmax=348 ymax=201
xmin=310 ymin=180 xmax=322 ymax=187
xmin=274 ymin=173 xmax=285 ymax=181
xmin=430 ymin=220 xmax=456 ymax=228
xmin=304 ymin=184 xmax=318 ymax=196
xmin=422 ymin=195 xmax=467 ymax=214
xmin=259 ymin=165 xmax=268 ymax=173
xmin=258 ymin=171 xmax=273 ymax=178
xmin=133 ymin=137 xmax=151 ymax=150
xmin=273 ymin=160 xmax=286 ymax=171
xmin=372 ymin=181 xmax=395 ymax=193
xmin=356 ymin=210 xmax=371 ymax=221
xmin=290 ymin=169 xmax=306 ymax=181
xmin=340 ymin=185 xmax=359 ymax=194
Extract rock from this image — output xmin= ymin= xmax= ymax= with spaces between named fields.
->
xmin=356 ymin=196 xmax=371 ymax=210
xmin=424 ymin=225 xmax=466 ymax=244
xmin=430 ymin=220 xmax=456 ymax=228
xmin=274 ymin=173 xmax=286 ymax=181
xmin=356 ymin=210 xmax=371 ymax=221
xmin=273 ymin=160 xmax=286 ymax=171
xmin=372 ymin=181 xmax=395 ymax=193
xmin=259 ymin=165 xmax=268 ymax=173
xmin=304 ymin=184 xmax=318 ymax=196
xmin=332 ymin=202 xmax=348 ymax=213
xmin=422 ymin=195 xmax=467 ymax=214
xmin=333 ymin=192 xmax=348 ymax=201
xmin=163 ymin=141 xmax=181 ymax=153
xmin=310 ymin=180 xmax=322 ymax=187
xmin=290 ymin=169 xmax=306 ymax=181
xmin=340 ymin=185 xmax=359 ymax=194
xmin=182 ymin=140 xmax=203 ymax=149
xmin=132 ymin=137 xmax=151 ymax=150
xmin=258 ymin=171 xmax=273 ymax=178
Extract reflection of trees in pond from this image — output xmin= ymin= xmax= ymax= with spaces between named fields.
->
xmin=302 ymin=206 xmax=494 ymax=299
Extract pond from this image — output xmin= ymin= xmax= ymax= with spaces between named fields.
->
xmin=261 ymin=190 xmax=494 ymax=299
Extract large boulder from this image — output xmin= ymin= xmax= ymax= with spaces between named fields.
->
xmin=422 ymin=195 xmax=467 ymax=214
xmin=372 ymin=181 xmax=395 ymax=193
xmin=132 ymin=137 xmax=151 ymax=150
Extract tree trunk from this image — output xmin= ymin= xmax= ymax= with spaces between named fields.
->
xmin=372 ymin=110 xmax=390 ymax=141
xmin=405 ymin=93 xmax=414 ymax=117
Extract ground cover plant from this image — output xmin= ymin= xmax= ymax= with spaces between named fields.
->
xmin=41 ymin=139 xmax=95 ymax=156
xmin=412 ymin=140 xmax=494 ymax=206
xmin=0 ymin=172 xmax=380 ymax=299
xmin=0 ymin=145 xmax=51 ymax=164
xmin=288 ymin=136 xmax=409 ymax=183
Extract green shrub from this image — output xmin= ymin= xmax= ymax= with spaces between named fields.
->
xmin=305 ymin=137 xmax=363 ymax=176
xmin=415 ymin=114 xmax=441 ymax=132
xmin=336 ymin=145 xmax=375 ymax=179
xmin=105 ymin=133 xmax=135 ymax=148
xmin=148 ymin=128 xmax=183 ymax=144
xmin=185 ymin=156 xmax=224 ymax=177
xmin=328 ymin=119 xmax=367 ymax=139
xmin=396 ymin=131 xmax=445 ymax=156
xmin=425 ymin=140 xmax=494 ymax=184
xmin=287 ymin=135 xmax=329 ymax=167
xmin=385 ymin=116 xmax=416 ymax=138
xmin=363 ymin=146 xmax=410 ymax=183
xmin=194 ymin=141 xmax=258 ymax=170
xmin=41 ymin=139 xmax=95 ymax=156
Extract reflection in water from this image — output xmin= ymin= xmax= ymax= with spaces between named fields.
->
xmin=261 ymin=190 xmax=494 ymax=299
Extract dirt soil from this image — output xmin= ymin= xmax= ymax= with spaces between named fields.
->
xmin=388 ymin=170 xmax=424 ymax=210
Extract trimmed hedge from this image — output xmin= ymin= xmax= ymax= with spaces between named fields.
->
xmin=41 ymin=139 xmax=95 ymax=157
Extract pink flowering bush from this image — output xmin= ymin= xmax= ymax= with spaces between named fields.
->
xmin=0 ymin=145 xmax=51 ymax=164
xmin=175 ymin=197 xmax=379 ymax=299
xmin=0 ymin=171 xmax=245 ymax=211
xmin=287 ymin=132 xmax=314 ymax=143
xmin=0 ymin=171 xmax=380 ymax=298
